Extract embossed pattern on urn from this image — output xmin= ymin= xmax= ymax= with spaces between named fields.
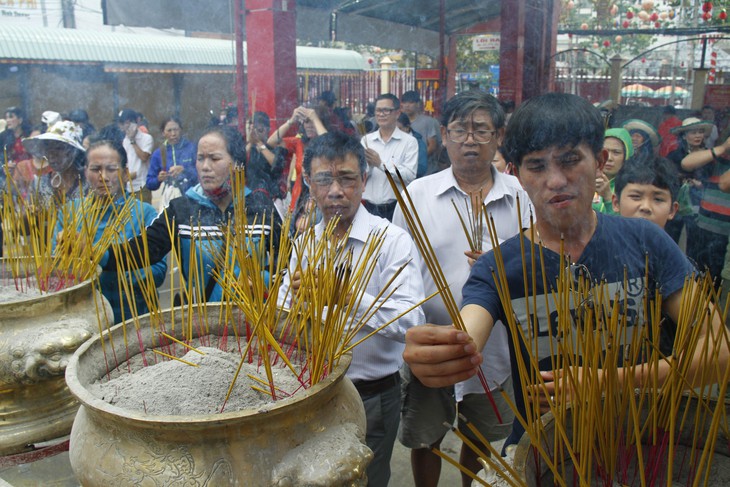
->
xmin=0 ymin=259 xmax=111 ymax=455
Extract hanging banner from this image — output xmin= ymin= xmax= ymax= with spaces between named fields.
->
xmin=472 ymin=34 xmax=500 ymax=52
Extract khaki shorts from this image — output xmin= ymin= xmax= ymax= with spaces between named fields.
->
xmin=398 ymin=364 xmax=515 ymax=449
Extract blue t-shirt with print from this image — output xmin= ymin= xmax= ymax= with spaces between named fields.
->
xmin=462 ymin=213 xmax=696 ymax=447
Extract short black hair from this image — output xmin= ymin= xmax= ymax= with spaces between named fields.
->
xmin=614 ymin=155 xmax=680 ymax=203
xmin=319 ymin=90 xmax=337 ymax=107
xmin=400 ymin=90 xmax=421 ymax=103
xmin=117 ymin=109 xmax=137 ymax=124
xmin=376 ymin=93 xmax=400 ymax=110
xmin=303 ymin=131 xmax=367 ymax=176
xmin=67 ymin=109 xmax=90 ymax=125
xmin=504 ymin=93 xmax=604 ymax=167
xmin=440 ymin=91 xmax=505 ymax=129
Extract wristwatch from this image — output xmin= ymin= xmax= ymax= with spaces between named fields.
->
xmin=258 ymin=145 xmax=267 ymax=151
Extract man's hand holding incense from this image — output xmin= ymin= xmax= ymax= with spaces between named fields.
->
xmin=464 ymin=249 xmax=484 ymax=267
xmin=403 ymin=325 xmax=482 ymax=388
xmin=364 ymin=148 xmax=382 ymax=168
xmin=527 ymin=368 xmax=604 ymax=415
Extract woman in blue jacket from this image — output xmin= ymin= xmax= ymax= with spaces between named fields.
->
xmin=55 ymin=137 xmax=167 ymax=324
xmin=146 ymin=117 xmax=197 ymax=202
xmin=103 ymin=125 xmax=281 ymax=302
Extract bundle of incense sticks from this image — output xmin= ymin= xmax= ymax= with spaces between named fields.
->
xmin=1 ymin=170 xmax=135 ymax=292
xmin=451 ymin=188 xmax=485 ymax=253
xmin=449 ymin=217 xmax=729 ymax=486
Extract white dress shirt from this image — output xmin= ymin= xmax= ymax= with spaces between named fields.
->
xmin=361 ymin=127 xmax=419 ymax=205
xmin=279 ymin=205 xmax=426 ymax=382
xmin=392 ymin=165 xmax=533 ymax=399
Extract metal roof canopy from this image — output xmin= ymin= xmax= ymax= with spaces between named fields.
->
xmin=0 ymin=26 xmax=367 ymax=72
xmin=101 ymin=0 xmax=502 ymax=57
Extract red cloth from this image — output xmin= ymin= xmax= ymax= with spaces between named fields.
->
xmin=658 ymin=116 xmax=682 ymax=157
xmin=283 ymin=136 xmax=305 ymax=211
xmin=10 ymin=137 xmax=30 ymax=164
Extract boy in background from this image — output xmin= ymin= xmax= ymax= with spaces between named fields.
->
xmin=612 ymin=157 xmax=680 ymax=230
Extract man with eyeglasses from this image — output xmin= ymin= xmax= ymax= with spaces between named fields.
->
xmin=360 ymin=93 xmax=419 ymax=221
xmin=278 ymin=131 xmax=425 ymax=487
xmin=393 ymin=91 xmax=531 ymax=487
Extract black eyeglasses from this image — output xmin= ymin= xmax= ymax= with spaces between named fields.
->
xmin=310 ymin=173 xmax=361 ymax=189
xmin=375 ymin=107 xmax=396 ymax=115
xmin=446 ymin=128 xmax=496 ymax=144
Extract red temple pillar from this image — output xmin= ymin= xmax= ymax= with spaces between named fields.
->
xmin=245 ymin=0 xmax=298 ymax=130
xmin=499 ymin=0 xmax=559 ymax=104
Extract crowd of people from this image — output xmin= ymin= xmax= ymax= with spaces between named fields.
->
xmin=1 ymin=90 xmax=729 ymax=487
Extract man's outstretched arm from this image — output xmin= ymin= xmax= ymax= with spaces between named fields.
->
xmin=403 ymin=304 xmax=495 ymax=388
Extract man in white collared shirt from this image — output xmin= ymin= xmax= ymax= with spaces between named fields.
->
xmin=278 ymin=131 xmax=425 ymax=487
xmin=361 ymin=93 xmax=419 ymax=221
xmin=393 ymin=91 xmax=532 ymax=487
xmin=118 ymin=109 xmax=153 ymax=203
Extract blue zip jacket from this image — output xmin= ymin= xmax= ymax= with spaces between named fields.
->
xmin=146 ymin=138 xmax=198 ymax=191
xmin=102 ymin=184 xmax=280 ymax=302
xmin=55 ymin=195 xmax=167 ymax=324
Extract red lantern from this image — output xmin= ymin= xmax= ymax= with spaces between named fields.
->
xmin=703 ymin=11 xmax=712 ymax=21
xmin=655 ymin=21 xmax=661 ymax=28
xmin=720 ymin=10 xmax=727 ymax=20
xmin=627 ymin=10 xmax=635 ymax=20
xmin=702 ymin=2 xmax=713 ymax=13
xmin=603 ymin=40 xmax=611 ymax=47
xmin=650 ymin=12 xmax=659 ymax=21
xmin=622 ymin=20 xmax=630 ymax=28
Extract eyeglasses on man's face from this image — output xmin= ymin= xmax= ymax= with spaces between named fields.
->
xmin=446 ymin=128 xmax=496 ymax=144
xmin=375 ymin=107 xmax=396 ymax=115
xmin=309 ymin=173 xmax=361 ymax=189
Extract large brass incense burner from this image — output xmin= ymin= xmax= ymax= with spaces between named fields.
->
xmin=511 ymin=395 xmax=730 ymax=486
xmin=66 ymin=305 xmax=372 ymax=486
xmin=0 ymin=258 xmax=110 ymax=455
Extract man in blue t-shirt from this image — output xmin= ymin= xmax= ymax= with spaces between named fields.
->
xmin=402 ymin=93 xmax=729 ymax=449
